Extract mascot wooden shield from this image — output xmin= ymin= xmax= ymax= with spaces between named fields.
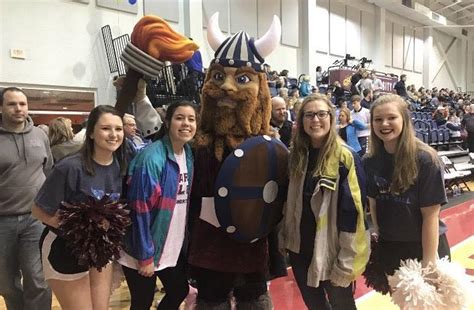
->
xmin=214 ymin=135 xmax=289 ymax=243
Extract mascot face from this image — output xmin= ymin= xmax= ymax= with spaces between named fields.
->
xmin=202 ymin=64 xmax=260 ymax=136
xmin=195 ymin=13 xmax=280 ymax=160
xmin=197 ymin=63 xmax=272 ymax=158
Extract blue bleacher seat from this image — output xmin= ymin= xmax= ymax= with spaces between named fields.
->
xmin=414 ymin=121 xmax=423 ymax=130
xmin=437 ymin=130 xmax=445 ymax=144
xmin=441 ymin=128 xmax=450 ymax=143
xmin=416 ymin=130 xmax=423 ymax=141
xmin=430 ymin=129 xmax=438 ymax=145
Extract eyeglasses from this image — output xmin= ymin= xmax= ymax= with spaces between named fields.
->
xmin=303 ymin=110 xmax=330 ymax=120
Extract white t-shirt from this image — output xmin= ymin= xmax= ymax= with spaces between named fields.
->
xmin=118 ymin=149 xmax=188 ymax=271
xmin=352 ymin=107 xmax=371 ymax=138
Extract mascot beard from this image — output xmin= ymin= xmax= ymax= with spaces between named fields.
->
xmin=194 ymin=70 xmax=272 ymax=161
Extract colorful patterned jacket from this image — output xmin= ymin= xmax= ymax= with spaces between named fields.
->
xmin=124 ymin=135 xmax=193 ymax=266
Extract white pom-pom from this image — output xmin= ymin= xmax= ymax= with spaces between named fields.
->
xmin=388 ymin=258 xmax=473 ymax=310
xmin=435 ymin=257 xmax=473 ymax=310
xmin=388 ymin=259 xmax=443 ymax=310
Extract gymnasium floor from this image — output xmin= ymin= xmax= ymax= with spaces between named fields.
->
xmin=1 ymin=193 xmax=473 ymax=309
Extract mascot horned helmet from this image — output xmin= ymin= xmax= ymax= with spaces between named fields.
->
xmin=195 ymin=12 xmax=282 ymax=160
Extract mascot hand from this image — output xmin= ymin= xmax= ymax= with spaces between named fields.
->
xmin=134 ymin=79 xmax=147 ymax=103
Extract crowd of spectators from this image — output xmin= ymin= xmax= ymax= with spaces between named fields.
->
xmin=265 ymin=65 xmax=474 ymax=153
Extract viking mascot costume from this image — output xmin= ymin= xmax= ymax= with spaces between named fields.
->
xmin=187 ymin=13 xmax=288 ymax=309
xmin=117 ymin=13 xmax=288 ymax=310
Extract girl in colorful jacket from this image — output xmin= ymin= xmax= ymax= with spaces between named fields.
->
xmin=281 ymin=94 xmax=370 ymax=310
xmin=118 ymin=100 xmax=197 ymax=310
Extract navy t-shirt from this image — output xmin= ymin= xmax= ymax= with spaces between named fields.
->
xmin=299 ymin=148 xmax=319 ymax=257
xmin=364 ymin=150 xmax=447 ymax=242
xmin=35 ymin=153 xmax=122 ymax=216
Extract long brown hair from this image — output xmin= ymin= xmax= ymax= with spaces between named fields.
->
xmin=289 ymin=94 xmax=344 ymax=178
xmin=367 ymin=94 xmax=439 ymax=193
xmin=81 ymin=105 xmax=126 ymax=176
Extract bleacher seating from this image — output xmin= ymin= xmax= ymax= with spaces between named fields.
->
xmin=412 ymin=111 xmax=465 ymax=151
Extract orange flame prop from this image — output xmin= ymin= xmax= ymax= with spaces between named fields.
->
xmin=131 ymin=15 xmax=199 ymax=63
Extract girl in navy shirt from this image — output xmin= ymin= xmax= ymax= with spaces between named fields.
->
xmin=364 ymin=94 xmax=450 ymax=291
xmin=32 ymin=105 xmax=126 ymax=310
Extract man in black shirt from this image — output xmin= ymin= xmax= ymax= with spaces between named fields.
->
xmin=394 ymin=74 xmax=408 ymax=98
xmin=270 ymin=96 xmax=293 ymax=147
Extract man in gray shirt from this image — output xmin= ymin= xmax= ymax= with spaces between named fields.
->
xmin=0 ymin=87 xmax=52 ymax=309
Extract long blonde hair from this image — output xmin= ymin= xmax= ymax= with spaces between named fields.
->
xmin=48 ymin=117 xmax=74 ymax=147
xmin=367 ymin=94 xmax=439 ymax=193
xmin=289 ymin=94 xmax=344 ymax=178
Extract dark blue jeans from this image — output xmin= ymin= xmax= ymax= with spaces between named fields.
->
xmin=289 ymin=252 xmax=356 ymax=310
xmin=0 ymin=214 xmax=51 ymax=310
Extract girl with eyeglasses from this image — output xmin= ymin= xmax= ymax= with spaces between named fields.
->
xmin=280 ymin=94 xmax=370 ymax=309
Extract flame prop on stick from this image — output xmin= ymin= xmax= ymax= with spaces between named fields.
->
xmin=58 ymin=196 xmax=131 ymax=271
xmin=115 ymin=15 xmax=199 ymax=115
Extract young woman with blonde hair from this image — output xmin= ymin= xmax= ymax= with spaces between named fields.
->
xmin=281 ymin=94 xmax=370 ymax=309
xmin=363 ymin=94 xmax=450 ymax=290
xmin=337 ymin=107 xmax=367 ymax=154
xmin=48 ymin=117 xmax=82 ymax=162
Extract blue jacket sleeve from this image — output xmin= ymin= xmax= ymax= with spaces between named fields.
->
xmin=127 ymin=159 xmax=162 ymax=266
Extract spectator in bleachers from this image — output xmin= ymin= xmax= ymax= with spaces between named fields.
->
xmin=433 ymin=106 xmax=448 ymax=127
xmin=123 ymin=113 xmax=151 ymax=161
xmin=289 ymin=87 xmax=300 ymax=100
xmin=350 ymin=67 xmax=364 ymax=95
xmin=394 ymin=74 xmax=408 ymax=98
xmin=407 ymin=84 xmax=416 ymax=99
xmin=335 ymin=97 xmax=347 ymax=121
xmin=446 ymin=113 xmax=462 ymax=142
xmin=461 ymin=103 xmax=474 ymax=151
xmin=371 ymin=71 xmax=383 ymax=93
xmin=332 ymin=81 xmax=345 ymax=102
xmin=315 ymin=66 xmax=323 ymax=86
xmin=270 ymin=96 xmax=292 ymax=147
xmin=361 ymin=89 xmax=372 ymax=109
xmin=352 ymin=95 xmax=371 ymax=156
xmin=73 ymin=119 xmax=87 ymax=142
xmin=430 ymin=92 xmax=440 ymax=107
xmin=299 ymin=75 xmax=312 ymax=97
xmin=337 ymin=107 xmax=367 ymax=154
xmin=276 ymin=76 xmax=287 ymax=89
xmin=278 ymin=87 xmax=289 ymax=99
xmin=48 ymin=117 xmax=82 ymax=162
xmin=355 ymin=71 xmax=373 ymax=95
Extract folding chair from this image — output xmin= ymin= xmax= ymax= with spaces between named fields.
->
xmin=440 ymin=156 xmax=471 ymax=193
